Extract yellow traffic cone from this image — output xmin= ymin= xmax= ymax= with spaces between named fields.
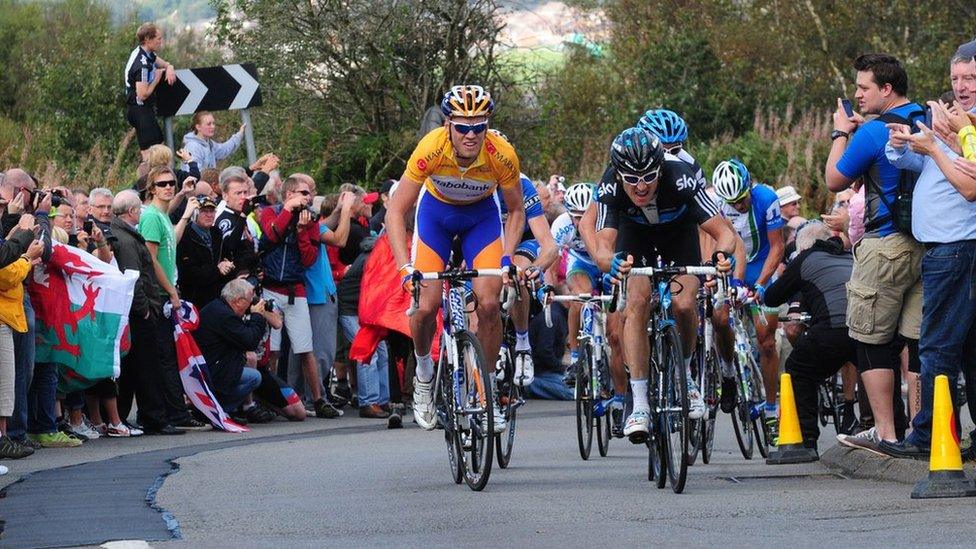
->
xmin=911 ymin=374 xmax=976 ymax=499
xmin=767 ymin=373 xmax=818 ymax=464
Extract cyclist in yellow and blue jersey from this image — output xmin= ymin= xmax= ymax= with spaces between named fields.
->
xmin=384 ymin=85 xmax=527 ymax=430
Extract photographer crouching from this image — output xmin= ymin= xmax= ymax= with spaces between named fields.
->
xmin=764 ymin=221 xmax=857 ymax=455
xmin=195 ymin=279 xmax=279 ymax=415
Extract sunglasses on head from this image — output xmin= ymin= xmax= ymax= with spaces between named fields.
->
xmin=618 ymin=168 xmax=660 ymax=186
xmin=449 ymin=120 xmax=488 ymax=135
xmin=154 ymin=179 xmax=177 ymax=188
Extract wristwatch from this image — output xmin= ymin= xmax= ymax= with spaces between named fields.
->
xmin=830 ymin=129 xmax=850 ymax=141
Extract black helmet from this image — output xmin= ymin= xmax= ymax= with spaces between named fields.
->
xmin=609 ymin=127 xmax=664 ymax=175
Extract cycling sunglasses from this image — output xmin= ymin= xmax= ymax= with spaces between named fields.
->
xmin=725 ymin=192 xmax=749 ymax=205
xmin=449 ymin=120 xmax=489 ymax=135
xmin=618 ymin=167 xmax=661 ymax=186
xmin=663 ymin=142 xmax=683 ymax=155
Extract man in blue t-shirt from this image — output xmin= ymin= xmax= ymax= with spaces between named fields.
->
xmin=824 ymin=53 xmax=923 ymax=454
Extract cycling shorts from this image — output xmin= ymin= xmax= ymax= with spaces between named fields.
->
xmin=515 ymin=239 xmax=540 ymax=262
xmin=614 ymin=217 xmax=701 ymax=269
xmin=745 ymin=259 xmax=767 ymax=288
xmin=565 ymin=249 xmax=601 ymax=288
xmin=413 ymin=188 xmax=503 ymax=272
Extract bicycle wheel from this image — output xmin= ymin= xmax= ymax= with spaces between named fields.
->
xmin=685 ymin=346 xmax=703 ymax=466
xmin=494 ymin=347 xmax=517 ymax=469
xmin=456 ymin=331 xmax=494 ymax=491
xmin=730 ymin=354 xmax=755 ymax=460
xmin=748 ymin=356 xmax=769 ymax=459
xmin=659 ymin=323 xmax=689 ymax=493
xmin=700 ymin=350 xmax=719 ymax=465
xmin=596 ymin=354 xmax=612 ymax=457
xmin=575 ymin=345 xmax=594 ymax=460
xmin=829 ymin=376 xmax=844 ymax=429
xmin=438 ymin=353 xmax=462 ymax=484
xmin=817 ymin=383 xmax=830 ymax=427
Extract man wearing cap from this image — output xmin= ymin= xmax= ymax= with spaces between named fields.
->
xmin=370 ymin=179 xmax=396 ymax=233
xmin=177 ymin=195 xmax=235 ymax=308
xmin=776 ymin=186 xmax=802 ymax=222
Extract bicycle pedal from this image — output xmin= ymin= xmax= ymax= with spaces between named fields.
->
xmin=627 ymin=432 xmax=648 ymax=445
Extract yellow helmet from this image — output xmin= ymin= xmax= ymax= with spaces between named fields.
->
xmin=440 ymin=85 xmax=494 ymax=118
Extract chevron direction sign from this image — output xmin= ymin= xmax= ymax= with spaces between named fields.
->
xmin=155 ymin=63 xmax=262 ymax=118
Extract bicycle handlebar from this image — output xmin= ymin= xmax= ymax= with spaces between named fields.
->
xmin=405 ymin=267 xmax=517 ymax=317
xmin=617 ymin=265 xmax=725 ymax=313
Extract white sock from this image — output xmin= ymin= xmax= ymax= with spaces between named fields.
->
xmin=683 ymin=354 xmax=694 ymax=378
xmin=515 ymin=330 xmax=530 ymax=351
xmin=415 ymin=353 xmax=434 ymax=383
xmin=630 ymin=378 xmax=649 ymax=412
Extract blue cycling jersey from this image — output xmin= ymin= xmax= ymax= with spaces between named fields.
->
xmin=497 ymin=174 xmax=543 ymax=225
xmin=717 ymin=183 xmax=784 ymax=285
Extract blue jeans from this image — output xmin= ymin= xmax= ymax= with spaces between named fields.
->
xmin=907 ymin=241 xmax=976 ymax=448
xmin=8 ymin=295 xmax=34 ymax=440
xmin=339 ymin=315 xmax=389 ymax=406
xmin=524 ymin=371 xmax=574 ymax=400
xmin=222 ymin=367 xmax=263 ymax=413
xmin=27 ymin=362 xmax=58 ymax=435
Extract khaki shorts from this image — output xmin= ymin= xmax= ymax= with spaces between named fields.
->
xmin=846 ymin=233 xmax=923 ymax=344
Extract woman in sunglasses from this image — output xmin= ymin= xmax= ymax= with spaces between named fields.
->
xmin=711 ymin=158 xmax=786 ymax=438
xmin=384 ymin=85 xmax=526 ymax=433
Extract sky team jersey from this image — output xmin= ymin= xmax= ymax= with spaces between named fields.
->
xmin=595 ymin=153 xmax=719 ymax=230
xmin=674 ymin=149 xmax=707 ymax=189
xmin=404 ymin=127 xmax=521 ymax=205
xmin=717 ymin=183 xmax=784 ymax=265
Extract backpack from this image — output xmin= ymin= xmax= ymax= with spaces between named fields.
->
xmin=862 ymin=108 xmax=927 ymax=235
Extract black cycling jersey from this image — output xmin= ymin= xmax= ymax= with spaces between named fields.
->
xmin=124 ymin=46 xmax=157 ymax=107
xmin=594 ymin=154 xmax=719 ymax=230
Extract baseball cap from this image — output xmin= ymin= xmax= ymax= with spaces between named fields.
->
xmin=363 ymin=192 xmax=380 ymax=205
xmin=954 ymin=39 xmax=976 ymax=62
xmin=197 ymin=195 xmax=218 ymax=209
xmin=776 ymin=185 xmax=802 ymax=206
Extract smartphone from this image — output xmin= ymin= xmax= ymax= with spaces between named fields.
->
xmin=924 ymin=107 xmax=933 ymax=129
xmin=83 ymin=219 xmax=93 ymax=234
xmin=841 ymin=99 xmax=854 ymax=118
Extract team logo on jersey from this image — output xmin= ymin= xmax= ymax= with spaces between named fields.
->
xmin=485 ymin=140 xmax=496 ymax=155
xmin=599 ymin=179 xmax=617 ymax=197
xmin=675 ymin=174 xmax=697 ymax=191
xmin=416 ymin=158 xmax=428 ymax=171
xmin=217 ymin=218 xmax=232 ymax=234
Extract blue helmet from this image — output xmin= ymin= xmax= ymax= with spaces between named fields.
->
xmin=637 ymin=109 xmax=688 ymax=144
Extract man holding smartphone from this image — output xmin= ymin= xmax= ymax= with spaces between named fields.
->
xmin=824 ymin=53 xmax=924 ymax=454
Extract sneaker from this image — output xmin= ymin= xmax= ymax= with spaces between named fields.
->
xmin=27 ymin=431 xmax=83 ymax=448
xmin=720 ymin=377 xmax=737 ymax=413
xmin=624 ymin=409 xmax=650 ymax=443
xmin=314 ymin=399 xmax=343 ymax=419
xmin=245 ymin=404 xmax=278 ymax=423
xmin=514 ymin=350 xmax=535 ymax=386
xmin=18 ymin=437 xmax=41 ymax=450
xmin=124 ymin=422 xmax=144 ymax=437
xmin=877 ymin=439 xmax=929 ymax=460
xmin=838 ymin=401 xmax=859 ymax=436
xmin=92 ymin=423 xmax=108 ymax=436
xmin=0 ymin=435 xmax=34 ymax=459
xmin=836 ymin=426 xmax=885 ymax=456
xmin=333 ymin=380 xmax=353 ymax=404
xmin=687 ymin=378 xmax=706 ymax=420
xmin=69 ymin=420 xmax=100 ymax=440
xmin=412 ymin=377 xmax=437 ymax=430
xmin=106 ymin=423 xmax=131 ymax=437
xmin=59 ymin=420 xmax=88 ymax=442
xmin=175 ymin=417 xmax=212 ymax=431
xmin=493 ymin=404 xmax=507 ymax=434
xmin=764 ymin=414 xmax=779 ymax=442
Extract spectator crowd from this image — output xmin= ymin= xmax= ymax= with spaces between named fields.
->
xmin=0 ymin=22 xmax=975 ymax=481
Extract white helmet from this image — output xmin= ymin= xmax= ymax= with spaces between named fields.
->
xmin=564 ymin=183 xmax=594 ymax=214
xmin=711 ymin=159 xmax=751 ymax=203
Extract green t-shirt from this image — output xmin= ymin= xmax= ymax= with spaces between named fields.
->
xmin=139 ymin=203 xmax=177 ymax=291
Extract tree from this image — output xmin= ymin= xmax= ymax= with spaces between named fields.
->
xmin=212 ymin=0 xmax=509 ymax=187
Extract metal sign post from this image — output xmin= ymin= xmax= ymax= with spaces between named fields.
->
xmin=240 ymin=109 xmax=257 ymax=165
xmin=164 ymin=117 xmax=175 ymax=152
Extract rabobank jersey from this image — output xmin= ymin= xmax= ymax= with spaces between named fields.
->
xmin=595 ymin=154 xmax=719 ymax=230
xmin=403 ymin=127 xmax=521 ymax=205
xmin=717 ymin=184 xmax=784 ymax=268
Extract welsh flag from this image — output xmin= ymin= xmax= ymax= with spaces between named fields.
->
xmin=29 ymin=243 xmax=138 ymax=393
xmin=166 ymin=301 xmax=248 ymax=433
